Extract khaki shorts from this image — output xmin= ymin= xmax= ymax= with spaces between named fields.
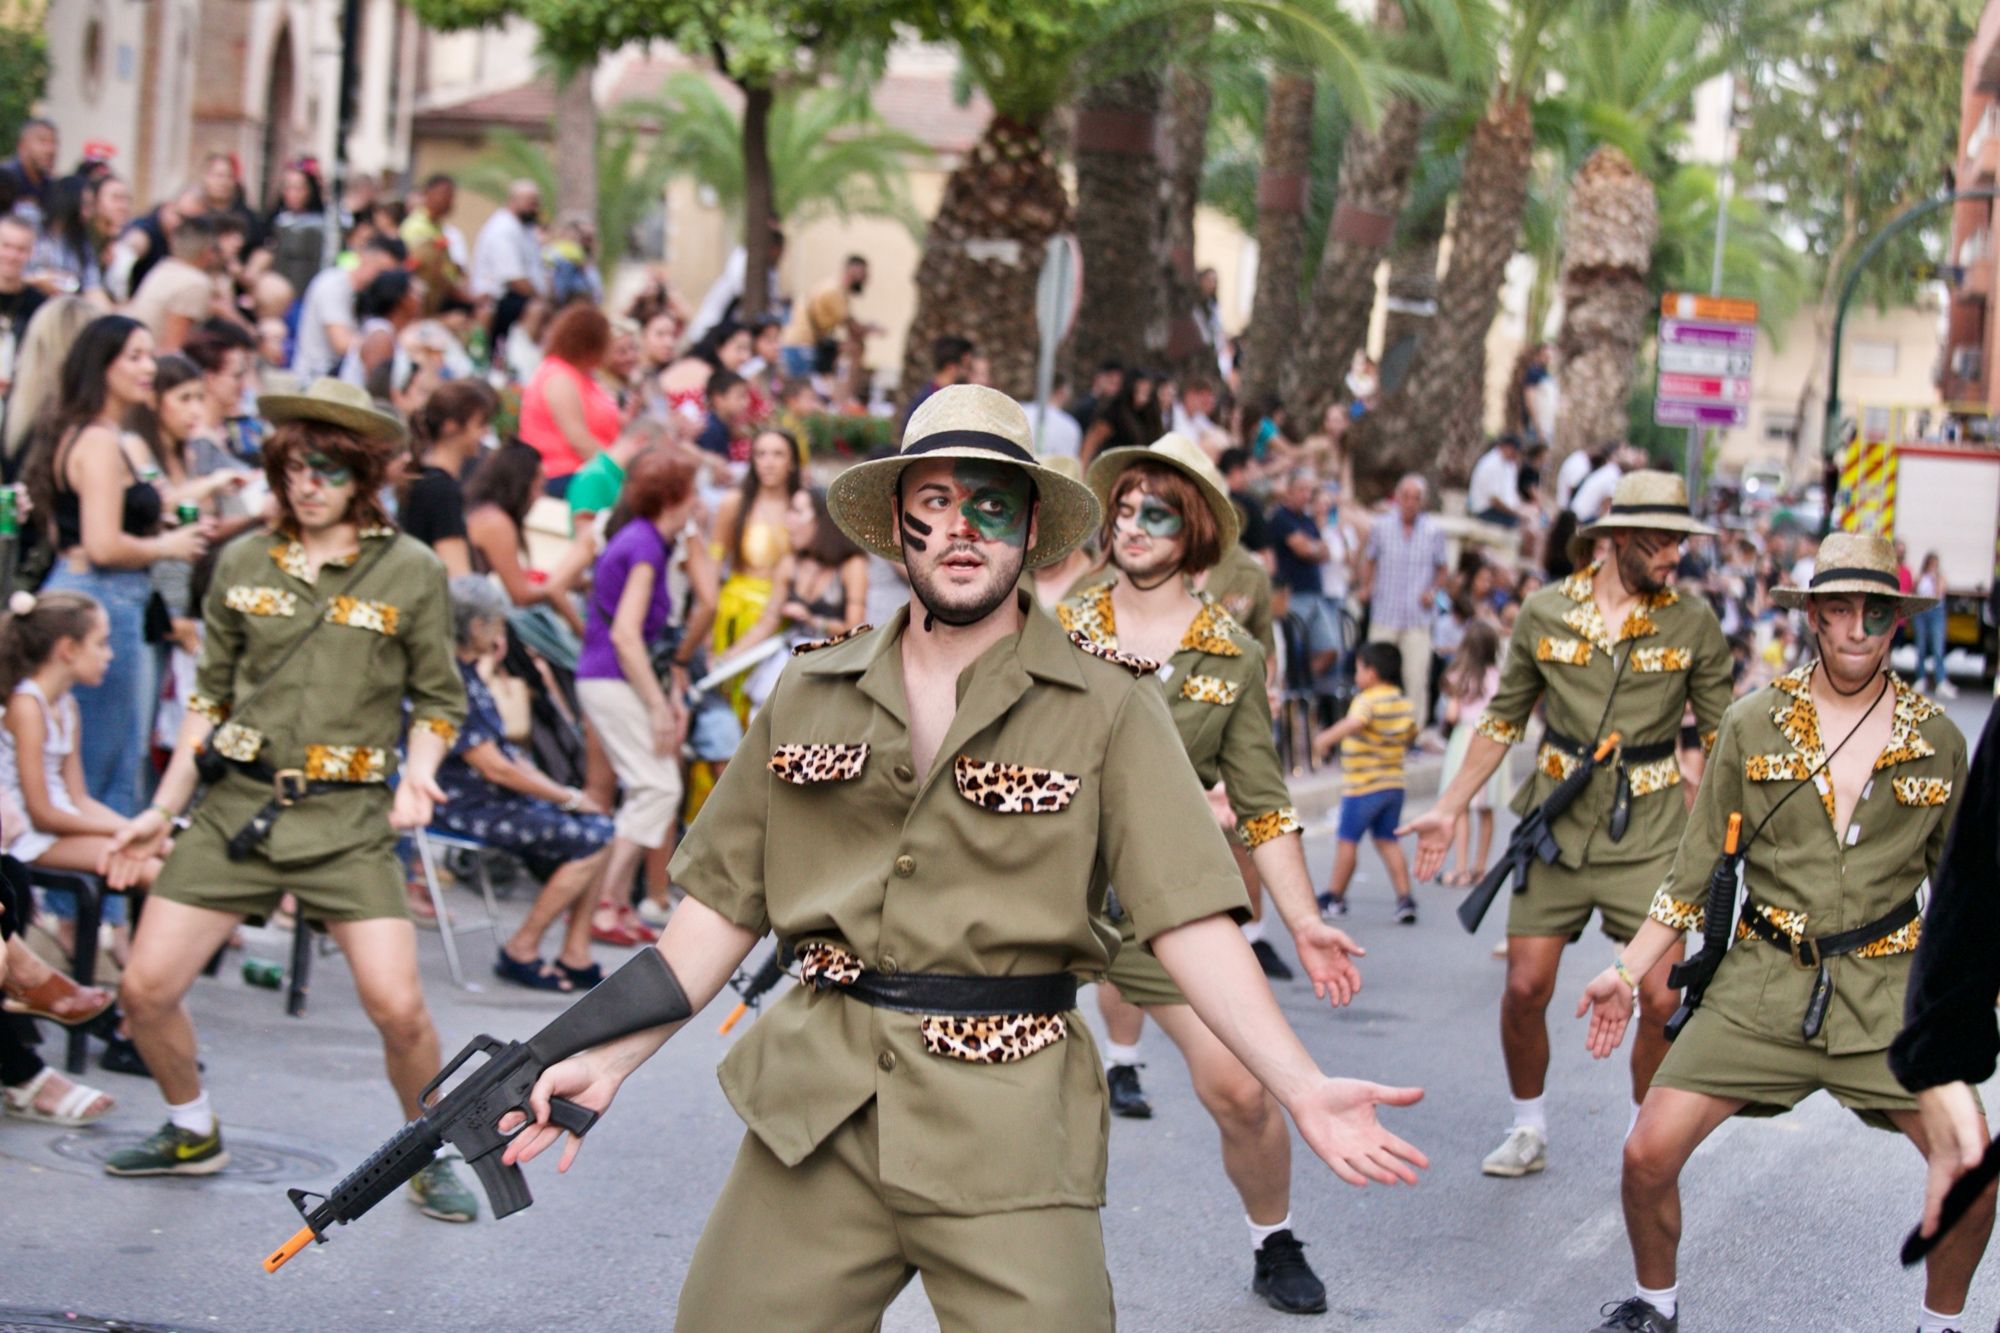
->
xmin=152 ymin=817 xmax=408 ymax=924
xmin=1653 ymin=1007 xmax=1929 ymax=1132
xmin=1103 ymin=911 xmax=1185 ymax=1008
xmin=1506 ymin=848 xmax=1671 ymax=943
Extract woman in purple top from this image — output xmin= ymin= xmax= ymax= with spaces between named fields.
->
xmin=575 ymin=449 xmax=700 ymax=927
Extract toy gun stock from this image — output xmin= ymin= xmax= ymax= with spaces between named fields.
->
xmin=263 ymin=949 xmax=690 ymax=1272
xmin=1458 ymin=733 xmax=1620 ymax=933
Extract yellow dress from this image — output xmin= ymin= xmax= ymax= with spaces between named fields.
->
xmin=714 ymin=519 xmax=792 ymax=717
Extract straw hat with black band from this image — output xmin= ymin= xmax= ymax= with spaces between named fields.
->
xmin=827 ymin=384 xmax=1101 ymax=569
xmin=1085 ymin=431 xmax=1241 ymax=557
xmin=258 ymin=377 xmax=408 ymax=445
xmin=1771 ymin=531 xmax=1937 ymax=613
xmin=1577 ymin=469 xmax=1717 ymax=541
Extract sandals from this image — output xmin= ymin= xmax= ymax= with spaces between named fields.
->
xmin=3 ymin=967 xmax=116 ymax=1027
xmin=3 ymin=1067 xmax=116 ymax=1126
xmin=493 ymin=951 xmax=574 ymax=992
xmin=554 ymin=959 xmax=603 ymax=990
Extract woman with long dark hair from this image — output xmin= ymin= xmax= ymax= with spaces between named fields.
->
xmin=262 ymin=161 xmax=328 ymax=298
xmin=25 ymin=316 xmax=209 ymax=814
xmin=1080 ymin=369 xmax=1164 ymax=464
xmin=709 ymin=428 xmax=799 ymax=713
xmin=463 ymin=440 xmax=582 ymax=635
xmin=658 ymin=319 xmax=751 ymax=424
xmin=27 ymin=176 xmax=106 ymax=305
xmin=710 ymin=485 xmax=867 ymax=708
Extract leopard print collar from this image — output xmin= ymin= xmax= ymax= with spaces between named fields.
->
xmin=1056 ymin=581 xmax=1243 ymax=658
xmin=1558 ymin=562 xmax=1678 ymax=654
xmin=1766 ymin=665 xmax=1938 ymax=829
xmin=269 ymin=524 xmax=398 ymax=585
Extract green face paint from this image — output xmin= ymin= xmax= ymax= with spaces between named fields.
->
xmin=954 ymin=460 xmax=1031 ymax=547
xmin=286 ymin=452 xmax=354 ymax=487
xmin=1862 ymin=595 xmax=1898 ymax=638
xmin=1133 ymin=498 xmax=1184 ymax=538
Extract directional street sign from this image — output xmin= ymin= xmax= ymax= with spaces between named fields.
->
xmin=1656 ymin=294 xmax=1758 ymax=430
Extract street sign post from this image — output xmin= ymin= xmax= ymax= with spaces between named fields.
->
xmin=1656 ymin=297 xmax=1759 ymax=466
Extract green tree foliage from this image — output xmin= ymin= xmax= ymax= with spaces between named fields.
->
xmin=0 ymin=25 xmax=47 ymax=152
xmin=628 ymin=72 xmax=930 ymax=235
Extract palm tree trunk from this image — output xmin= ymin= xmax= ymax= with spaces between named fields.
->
xmin=902 ymin=116 xmax=1070 ymax=404
xmin=1371 ymin=91 xmax=1534 ymax=485
xmin=1346 ymin=209 xmax=1442 ymax=501
xmin=553 ymin=64 xmax=598 ymax=231
xmin=1070 ymin=62 xmax=1165 ymax=386
xmin=1281 ymin=0 xmax=1420 ymax=435
xmin=741 ymin=82 xmax=776 ymax=320
xmin=1553 ymin=147 xmax=1659 ymax=472
xmin=1158 ymin=20 xmax=1215 ymax=382
xmin=1238 ymin=73 xmax=1316 ymax=415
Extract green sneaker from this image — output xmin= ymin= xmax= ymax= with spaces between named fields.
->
xmin=103 ymin=1120 xmax=229 ymax=1176
xmin=408 ymin=1157 xmax=479 ymax=1223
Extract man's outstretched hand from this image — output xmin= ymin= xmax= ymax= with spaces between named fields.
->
xmin=1290 ymin=1077 xmax=1428 ymax=1188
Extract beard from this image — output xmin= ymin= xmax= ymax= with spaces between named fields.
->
xmin=1615 ymin=538 xmax=1669 ymax=595
xmin=1110 ymin=539 xmax=1182 ymax=587
xmin=903 ymin=536 xmax=1026 ymax=630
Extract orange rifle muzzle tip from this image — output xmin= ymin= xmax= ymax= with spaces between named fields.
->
xmin=264 ymin=1225 xmax=316 ymax=1273
xmin=718 ymin=1002 xmax=750 ymax=1035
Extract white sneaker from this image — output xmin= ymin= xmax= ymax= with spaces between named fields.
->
xmin=1480 ymin=1124 xmax=1547 ymax=1177
xmin=636 ymin=898 xmax=673 ymax=928
xmin=1939 ymin=680 xmax=1960 ymax=699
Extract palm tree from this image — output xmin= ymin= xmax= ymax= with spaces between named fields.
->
xmin=631 ymin=73 xmax=932 ymax=235
xmin=1071 ymin=53 xmax=1168 ymax=384
xmin=1236 ymin=72 xmax=1318 ymax=412
xmin=1552 ymin=146 xmax=1659 ymax=464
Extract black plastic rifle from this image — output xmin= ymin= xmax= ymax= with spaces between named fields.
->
xmin=263 ymin=949 xmax=690 ymax=1272
xmin=1902 ymin=1141 xmax=2000 ymax=1266
xmin=718 ymin=941 xmax=794 ymax=1035
xmin=1663 ymin=812 xmax=1743 ymax=1041
xmin=1459 ymin=732 xmax=1620 ymax=933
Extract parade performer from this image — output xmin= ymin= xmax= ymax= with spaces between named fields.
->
xmin=501 ymin=387 xmax=1426 ymax=1330
xmin=99 ymin=379 xmax=479 ymax=1222
xmin=1403 ymin=471 xmax=1732 ymax=1178
xmin=1057 ymin=432 xmax=1364 ymax=1313
xmin=1575 ymin=533 xmax=1986 ymax=1333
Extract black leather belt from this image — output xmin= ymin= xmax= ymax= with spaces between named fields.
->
xmin=216 ymin=757 xmax=365 ymax=862
xmin=1546 ymin=728 xmax=1678 ymax=842
xmin=807 ymin=964 xmax=1077 ymax=1017
xmin=1739 ymin=894 xmax=1920 ymax=1039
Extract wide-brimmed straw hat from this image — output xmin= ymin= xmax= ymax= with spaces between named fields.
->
xmin=258 ymin=377 xmax=407 ymax=444
xmin=1578 ymin=469 xmax=1717 ymax=540
xmin=1086 ymin=432 xmax=1241 ymax=553
xmin=827 ymin=385 xmax=1101 ymax=569
xmin=1772 ymin=532 xmax=1937 ymax=612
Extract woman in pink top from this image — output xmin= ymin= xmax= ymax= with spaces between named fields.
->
xmin=517 ymin=304 xmax=620 ymax=496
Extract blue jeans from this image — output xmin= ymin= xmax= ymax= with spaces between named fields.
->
xmin=41 ymin=564 xmax=155 ymax=816
xmin=1913 ymin=606 xmax=1948 ymax=687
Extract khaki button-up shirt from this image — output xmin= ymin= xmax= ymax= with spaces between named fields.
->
xmin=187 ymin=526 xmax=464 ymax=865
xmin=1474 ymin=564 xmax=1733 ymax=867
xmin=1649 ymin=667 xmax=1965 ymax=1055
xmin=673 ymin=591 xmax=1249 ymax=1214
xmin=1056 ymin=580 xmax=1298 ymax=846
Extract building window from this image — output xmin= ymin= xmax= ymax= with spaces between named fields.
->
xmin=1763 ymin=413 xmax=1798 ymax=444
xmin=81 ymin=18 xmax=105 ymax=98
xmin=1849 ymin=339 xmax=1899 ymax=377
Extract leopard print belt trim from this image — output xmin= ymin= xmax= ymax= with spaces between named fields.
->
xmin=797 ymin=941 xmax=1074 ymax=1065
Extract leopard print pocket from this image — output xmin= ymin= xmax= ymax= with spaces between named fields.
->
xmin=1744 ymin=753 xmax=1812 ymax=782
xmin=1180 ymin=674 xmax=1242 ymax=706
xmin=1535 ymin=636 xmax=1593 ymax=666
xmin=1630 ymin=646 xmax=1693 ymax=673
xmin=223 ymin=585 xmax=298 ymax=618
xmin=918 ymin=1012 xmax=1067 ymax=1064
xmin=1892 ymin=776 xmax=1952 ymax=807
xmin=953 ymin=755 xmax=1081 ymax=813
xmin=768 ymin=743 xmax=869 ymax=785
xmin=325 ymin=596 xmax=400 ymax=636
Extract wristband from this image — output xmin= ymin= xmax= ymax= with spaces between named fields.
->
xmin=148 ymin=803 xmax=177 ymax=823
xmin=1611 ymin=956 xmax=1639 ymax=991
xmin=559 ymin=787 xmax=583 ymax=813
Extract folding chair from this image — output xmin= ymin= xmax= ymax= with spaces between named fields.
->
xmin=27 ymin=867 xmax=120 ymax=1075
xmin=411 ymin=827 xmax=506 ymax=990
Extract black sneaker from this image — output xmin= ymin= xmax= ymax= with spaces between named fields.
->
xmin=1251 ymin=1230 xmax=1328 ymax=1314
xmin=1106 ymin=1064 xmax=1152 ymax=1119
xmin=1394 ymin=896 xmax=1418 ymax=924
xmin=1592 ymin=1297 xmax=1677 ymax=1332
xmin=1251 ymin=939 xmax=1295 ymax=980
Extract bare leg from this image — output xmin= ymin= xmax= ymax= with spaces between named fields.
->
xmin=1889 ymin=1106 xmax=1997 ymax=1314
xmin=1097 ymin=980 xmax=1145 ymax=1048
xmin=1234 ymin=840 xmax=1263 ymax=921
xmin=1499 ymin=934 xmax=1566 ymax=1100
xmin=118 ymin=897 xmax=244 ymax=1106
xmin=1621 ymin=1086 xmax=1746 ymax=1288
xmin=1629 ymin=938 xmax=1687 ymax=1100
xmin=554 ymin=854 xmax=611 ymax=971
xmin=1376 ymin=838 xmax=1413 ymax=899
xmin=644 ymin=844 xmax=672 ymax=909
xmin=1150 ymin=1002 xmax=1290 ymax=1224
xmin=1325 ymin=840 xmax=1360 ymax=902
xmin=1472 ymin=810 xmax=1495 ymax=875
xmin=503 ymin=850 xmax=606 ymax=964
xmin=594 ymin=836 xmax=648 ymax=922
xmin=1449 ymin=811 xmax=1469 ymax=878
xmin=324 ymin=917 xmax=441 ymax=1119
xmin=581 ymin=723 xmax=617 ymax=811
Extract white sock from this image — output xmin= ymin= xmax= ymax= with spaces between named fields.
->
xmin=1627 ymin=1098 xmax=1644 ymax=1138
xmin=1919 ymin=1302 xmax=1965 ymax=1332
xmin=1247 ymin=1212 xmax=1293 ymax=1251
xmin=167 ymin=1090 xmax=215 ymax=1136
xmin=1102 ymin=1040 xmax=1143 ymax=1070
xmin=1241 ymin=917 xmax=1268 ymax=945
xmin=1510 ymin=1094 xmax=1547 ymax=1136
xmin=1637 ymin=1284 xmax=1677 ymax=1319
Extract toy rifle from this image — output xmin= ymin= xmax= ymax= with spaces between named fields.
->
xmin=263 ymin=949 xmax=690 ymax=1273
xmin=1663 ymin=812 xmax=1743 ymax=1041
xmin=1459 ymin=733 xmax=1620 ymax=933
xmin=1902 ymin=1143 xmax=2000 ymax=1265
xmin=718 ymin=941 xmax=794 ymax=1035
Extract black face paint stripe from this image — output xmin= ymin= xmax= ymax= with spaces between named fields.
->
xmin=901 ymin=511 xmax=932 ymax=552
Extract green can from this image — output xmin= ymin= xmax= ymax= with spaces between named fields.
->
xmin=0 ymin=485 xmax=17 ymax=538
xmin=177 ymin=502 xmax=201 ymax=528
xmin=242 ymin=958 xmax=284 ymax=989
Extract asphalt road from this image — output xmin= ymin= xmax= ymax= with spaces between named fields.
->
xmin=6 ymin=680 xmax=1998 ymax=1332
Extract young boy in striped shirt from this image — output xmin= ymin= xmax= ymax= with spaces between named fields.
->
xmin=1313 ymin=642 xmax=1419 ymax=923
